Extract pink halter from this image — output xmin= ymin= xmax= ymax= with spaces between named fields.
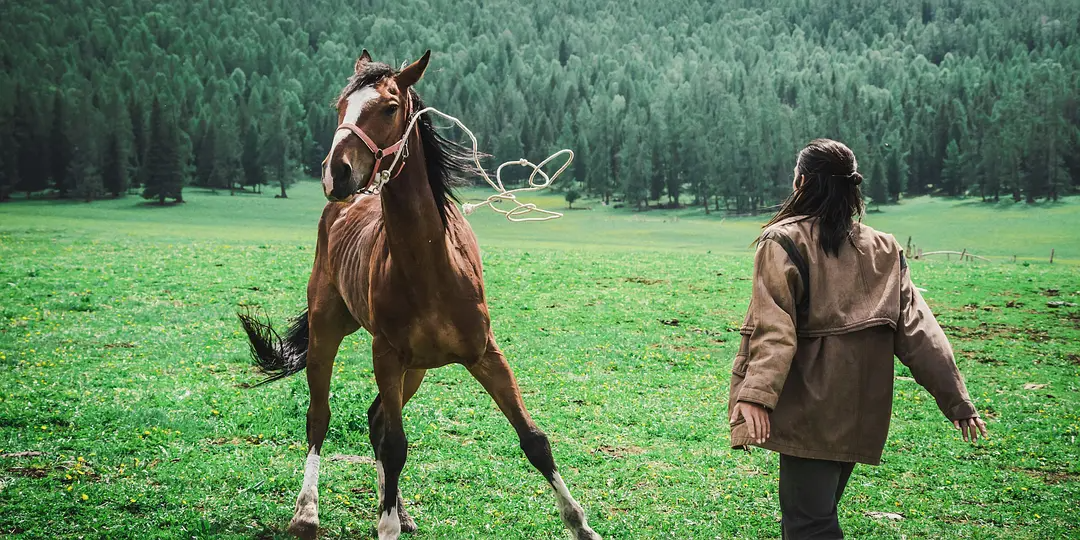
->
xmin=333 ymin=98 xmax=414 ymax=194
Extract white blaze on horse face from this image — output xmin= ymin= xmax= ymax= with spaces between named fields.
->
xmin=331 ymin=86 xmax=381 ymax=154
xmin=324 ymin=86 xmax=380 ymax=197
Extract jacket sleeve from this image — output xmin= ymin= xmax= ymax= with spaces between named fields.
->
xmin=737 ymin=239 xmax=802 ymax=410
xmin=894 ymin=258 xmax=978 ymax=420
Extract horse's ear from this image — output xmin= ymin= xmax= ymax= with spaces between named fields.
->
xmin=395 ymin=50 xmax=431 ymax=89
xmin=355 ymin=49 xmax=372 ymax=73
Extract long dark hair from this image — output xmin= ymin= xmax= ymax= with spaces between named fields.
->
xmin=760 ymin=139 xmax=865 ymax=256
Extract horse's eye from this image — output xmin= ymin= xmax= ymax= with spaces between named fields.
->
xmin=385 ymin=104 xmax=399 ymax=116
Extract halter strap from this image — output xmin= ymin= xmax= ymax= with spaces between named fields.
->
xmin=331 ymin=97 xmax=414 ymax=195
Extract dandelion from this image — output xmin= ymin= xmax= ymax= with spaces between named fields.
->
xmin=80 ymin=494 xmax=88 ymax=501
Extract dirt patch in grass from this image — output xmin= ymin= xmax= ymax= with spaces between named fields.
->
xmin=329 ymin=454 xmax=375 ymax=465
xmin=593 ymin=445 xmax=646 ymax=459
xmin=958 ymin=349 xmax=1004 ymax=366
xmin=943 ymin=322 xmax=1049 ymax=342
xmin=0 ymin=451 xmax=43 ymax=458
xmin=9 ymin=458 xmax=100 ymax=480
xmin=206 ymin=436 xmax=263 ymax=446
xmin=1017 ymin=468 xmax=1080 ymax=485
xmin=623 ymin=277 xmax=667 ymax=285
xmin=7 ymin=465 xmax=50 ymax=478
xmin=671 ymin=345 xmax=700 ymax=352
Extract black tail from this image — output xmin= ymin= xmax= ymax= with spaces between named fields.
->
xmin=237 ymin=308 xmax=309 ymax=386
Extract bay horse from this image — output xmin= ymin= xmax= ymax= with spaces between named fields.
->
xmin=238 ymin=50 xmax=601 ymax=540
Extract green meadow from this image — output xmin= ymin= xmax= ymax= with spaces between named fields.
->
xmin=0 ymin=184 xmax=1078 ymax=538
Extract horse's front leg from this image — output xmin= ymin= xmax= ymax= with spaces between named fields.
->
xmin=288 ymin=291 xmax=357 ymax=539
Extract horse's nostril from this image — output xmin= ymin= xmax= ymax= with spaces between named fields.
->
xmin=330 ymin=161 xmax=352 ymax=184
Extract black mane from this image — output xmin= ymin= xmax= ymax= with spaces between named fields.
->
xmin=335 ymin=62 xmax=478 ymax=227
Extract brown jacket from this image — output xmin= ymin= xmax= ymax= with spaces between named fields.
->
xmin=728 ymin=217 xmax=977 ymax=465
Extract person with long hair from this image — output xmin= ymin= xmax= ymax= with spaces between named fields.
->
xmin=728 ymin=139 xmax=988 ymax=539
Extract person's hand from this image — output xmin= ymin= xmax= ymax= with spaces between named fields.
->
xmin=952 ymin=416 xmax=988 ymax=443
xmin=731 ymin=401 xmax=771 ymax=445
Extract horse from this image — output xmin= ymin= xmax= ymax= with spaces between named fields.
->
xmin=238 ymin=50 xmax=601 ymax=540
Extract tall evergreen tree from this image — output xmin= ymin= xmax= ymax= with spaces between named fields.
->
xmin=12 ymin=90 xmax=48 ymax=197
xmin=940 ymin=140 xmax=965 ymax=196
xmin=142 ymin=98 xmax=184 ymax=204
xmin=869 ymin=159 xmax=888 ymax=205
xmin=241 ymin=120 xmax=263 ymax=192
xmin=70 ymin=139 xmax=104 ymax=202
xmin=0 ymin=112 xmax=16 ymax=202
xmin=0 ymin=94 xmax=21 ymax=201
xmin=102 ymin=131 xmax=128 ymax=197
xmin=128 ymin=97 xmax=148 ymax=191
xmin=886 ymin=149 xmax=906 ymax=203
xmin=50 ymin=91 xmax=72 ymax=197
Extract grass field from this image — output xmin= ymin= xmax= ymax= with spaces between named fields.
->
xmin=1 ymin=184 xmax=1078 ymax=539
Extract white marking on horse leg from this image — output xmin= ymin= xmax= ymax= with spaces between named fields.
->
xmin=374 ymin=459 xmax=402 ymax=538
xmin=288 ymin=450 xmax=321 ymax=536
xmin=551 ymin=472 xmax=602 ymax=540
xmin=377 ymin=505 xmax=401 ymax=539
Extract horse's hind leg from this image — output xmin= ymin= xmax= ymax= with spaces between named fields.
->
xmin=288 ymin=289 xmax=358 ymax=539
xmin=466 ymin=345 xmax=601 ymax=540
xmin=368 ymin=368 xmax=426 ymax=534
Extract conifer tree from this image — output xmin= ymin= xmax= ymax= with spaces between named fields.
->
xmin=142 ymin=98 xmax=184 ymax=204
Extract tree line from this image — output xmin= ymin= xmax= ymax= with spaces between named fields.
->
xmin=0 ymin=0 xmax=1077 ymax=209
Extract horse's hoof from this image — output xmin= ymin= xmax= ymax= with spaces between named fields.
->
xmin=287 ymin=516 xmax=319 ymax=539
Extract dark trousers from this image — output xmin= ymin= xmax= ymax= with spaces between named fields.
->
xmin=779 ymin=454 xmax=856 ymax=540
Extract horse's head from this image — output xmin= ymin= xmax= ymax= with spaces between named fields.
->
xmin=322 ymin=49 xmax=430 ymax=201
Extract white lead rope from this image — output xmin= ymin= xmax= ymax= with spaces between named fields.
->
xmin=377 ymin=106 xmax=571 ymax=222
